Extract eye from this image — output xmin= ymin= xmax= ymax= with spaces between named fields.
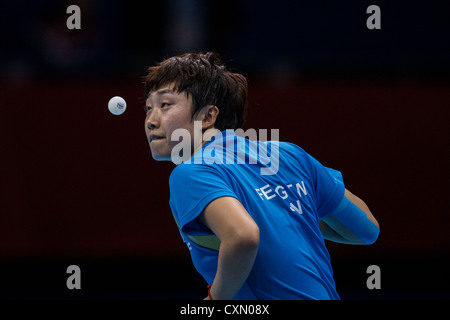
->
xmin=144 ymin=105 xmax=152 ymax=112
xmin=161 ymin=102 xmax=170 ymax=108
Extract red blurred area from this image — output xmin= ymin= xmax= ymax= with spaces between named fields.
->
xmin=1 ymin=80 xmax=449 ymax=259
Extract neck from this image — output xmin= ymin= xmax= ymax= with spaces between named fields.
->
xmin=201 ymin=127 xmax=221 ymax=147
xmin=179 ymin=128 xmax=221 ymax=165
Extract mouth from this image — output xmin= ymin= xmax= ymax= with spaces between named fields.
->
xmin=149 ymin=135 xmax=165 ymax=143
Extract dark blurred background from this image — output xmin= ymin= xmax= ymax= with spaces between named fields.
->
xmin=1 ymin=0 xmax=449 ymax=300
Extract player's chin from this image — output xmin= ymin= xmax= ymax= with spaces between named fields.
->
xmin=150 ymin=148 xmax=172 ymax=162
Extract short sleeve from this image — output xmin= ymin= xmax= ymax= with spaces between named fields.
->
xmin=169 ymin=163 xmax=238 ymax=235
xmin=306 ymin=154 xmax=346 ymax=219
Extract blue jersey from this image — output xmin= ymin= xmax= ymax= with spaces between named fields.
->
xmin=169 ymin=130 xmax=345 ymax=299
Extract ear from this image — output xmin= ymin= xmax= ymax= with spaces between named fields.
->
xmin=201 ymin=105 xmax=220 ymax=130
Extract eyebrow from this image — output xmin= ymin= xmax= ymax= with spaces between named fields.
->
xmin=146 ymin=87 xmax=176 ymax=102
xmin=155 ymin=88 xmax=175 ymax=96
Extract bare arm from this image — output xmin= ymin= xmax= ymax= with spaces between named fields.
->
xmin=197 ymin=196 xmax=259 ymax=300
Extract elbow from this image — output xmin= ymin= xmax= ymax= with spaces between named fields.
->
xmin=234 ymin=223 xmax=260 ymax=250
xmin=362 ymin=225 xmax=380 ymax=245
xmin=244 ymin=224 xmax=260 ymax=249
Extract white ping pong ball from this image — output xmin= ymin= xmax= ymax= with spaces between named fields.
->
xmin=108 ymin=96 xmax=127 ymax=115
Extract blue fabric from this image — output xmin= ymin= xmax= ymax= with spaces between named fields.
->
xmin=329 ymin=196 xmax=380 ymax=245
xmin=169 ymin=130 xmax=345 ymax=299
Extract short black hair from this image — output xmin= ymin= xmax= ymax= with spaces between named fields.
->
xmin=144 ymin=52 xmax=248 ymax=130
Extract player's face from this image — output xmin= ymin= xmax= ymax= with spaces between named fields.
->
xmin=144 ymin=86 xmax=202 ymax=162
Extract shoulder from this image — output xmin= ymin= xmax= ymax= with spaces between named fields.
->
xmin=280 ymin=141 xmax=308 ymax=155
xmin=169 ymin=162 xmax=223 ymax=185
xmin=277 ymin=141 xmax=313 ymax=166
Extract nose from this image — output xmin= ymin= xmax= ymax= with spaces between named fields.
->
xmin=145 ymin=109 xmax=159 ymax=131
xmin=147 ymin=121 xmax=156 ymax=131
